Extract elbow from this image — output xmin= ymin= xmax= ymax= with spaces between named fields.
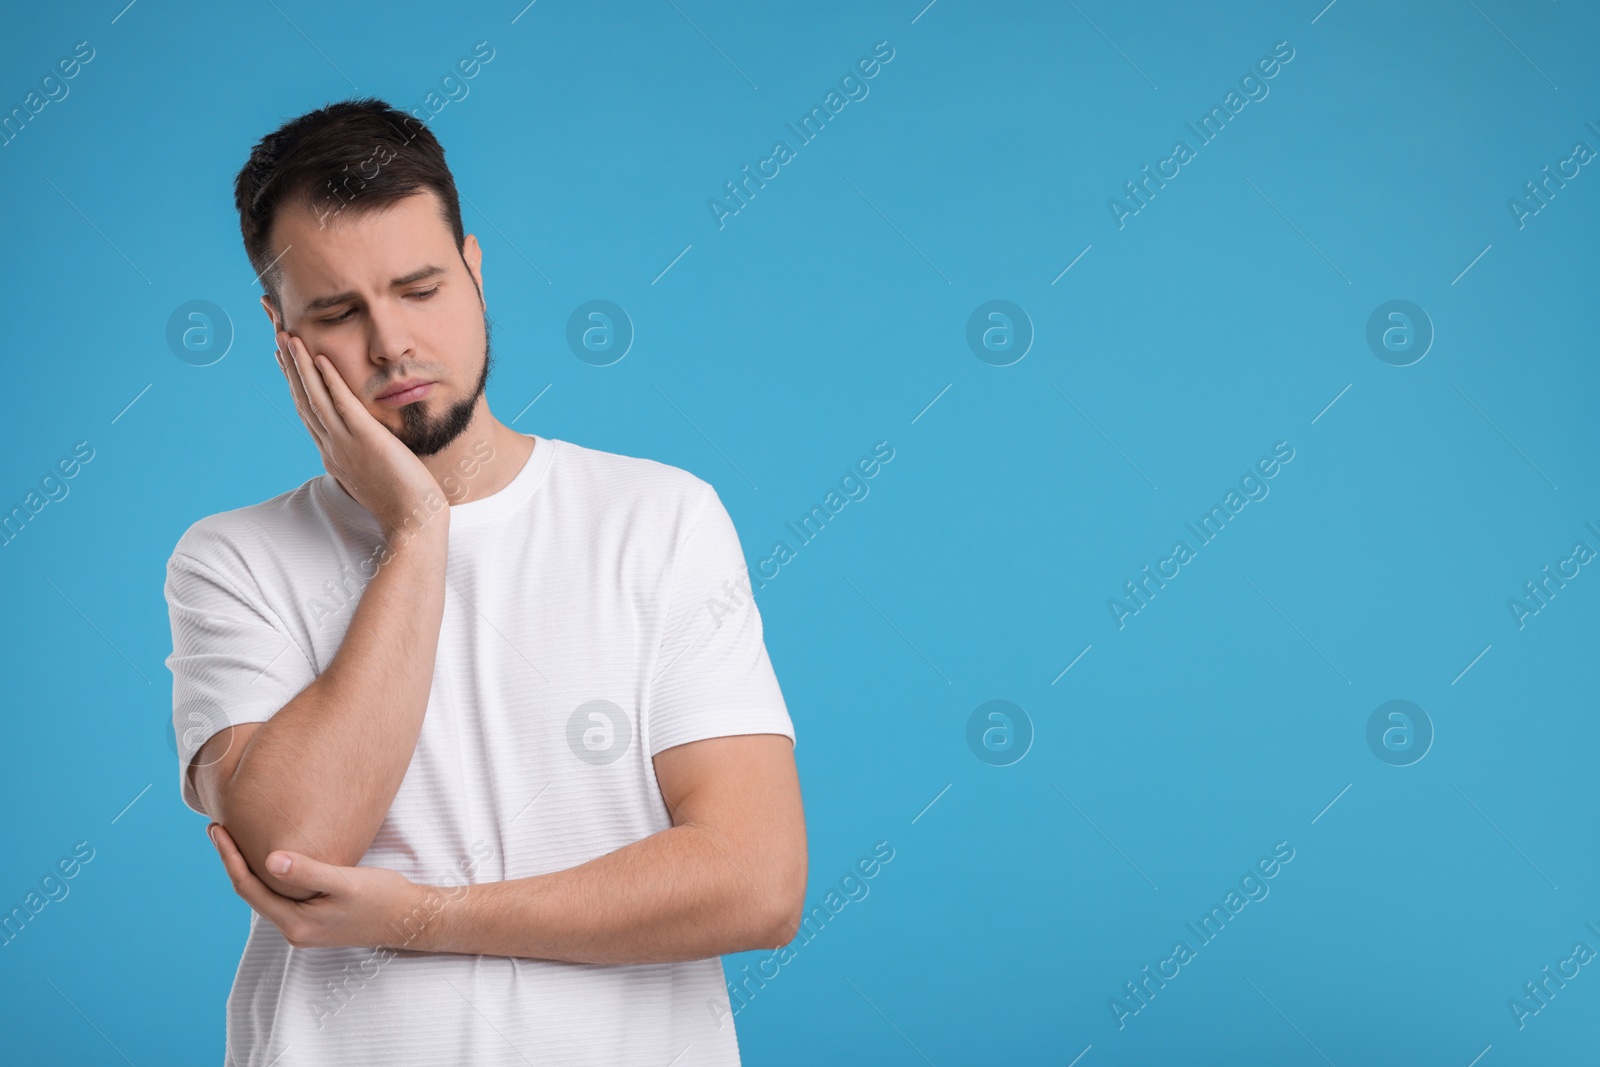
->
xmin=208 ymin=817 xmax=320 ymax=902
xmin=752 ymin=865 xmax=808 ymax=952
xmin=214 ymin=792 xmax=366 ymax=892
xmin=220 ymin=766 xmax=367 ymax=870
xmin=225 ymin=826 xmax=352 ymax=903
xmin=237 ymin=827 xmax=366 ymax=878
xmin=757 ymin=904 xmax=803 ymax=952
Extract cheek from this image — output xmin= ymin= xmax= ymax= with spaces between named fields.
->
xmin=435 ymin=295 xmax=486 ymax=358
xmin=308 ymin=347 xmax=375 ymax=398
xmin=450 ymin=284 xmax=483 ymax=322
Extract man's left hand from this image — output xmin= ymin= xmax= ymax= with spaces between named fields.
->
xmin=207 ymin=823 xmax=432 ymax=950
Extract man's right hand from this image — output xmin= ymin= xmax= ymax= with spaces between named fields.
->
xmin=275 ymin=331 xmax=446 ymax=542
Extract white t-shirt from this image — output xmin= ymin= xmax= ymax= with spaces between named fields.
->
xmin=164 ymin=434 xmax=795 ymax=1067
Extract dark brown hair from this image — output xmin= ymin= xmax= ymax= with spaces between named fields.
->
xmin=233 ymin=97 xmax=465 ymax=307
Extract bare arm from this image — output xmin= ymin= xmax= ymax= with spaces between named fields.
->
xmin=208 ymin=734 xmax=809 ymax=958
xmin=189 ymin=332 xmax=448 ymax=900
xmin=193 ymin=526 xmax=446 ymax=899
xmin=412 ymin=734 xmax=808 ymax=962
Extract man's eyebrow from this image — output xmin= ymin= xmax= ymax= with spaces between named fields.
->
xmin=302 ymin=265 xmax=449 ymax=313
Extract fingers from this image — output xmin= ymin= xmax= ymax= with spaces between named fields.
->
xmin=278 ymin=332 xmax=335 ymax=437
xmin=277 ymin=332 xmax=347 ymax=441
xmin=208 ymin=823 xmax=298 ymax=928
xmin=275 ymin=333 xmax=332 ymax=450
xmin=290 ymin=335 xmax=350 ymax=438
xmin=261 ymin=848 xmax=350 ymax=898
xmin=311 ymin=352 xmax=376 ymax=439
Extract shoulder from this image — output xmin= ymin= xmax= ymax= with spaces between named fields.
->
xmin=165 ymin=479 xmax=322 ymax=585
xmin=546 ymin=437 xmax=718 ymax=537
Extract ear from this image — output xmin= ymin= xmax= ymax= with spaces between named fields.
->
xmin=259 ymin=293 xmax=283 ymax=333
xmin=461 ymin=233 xmax=485 ymax=306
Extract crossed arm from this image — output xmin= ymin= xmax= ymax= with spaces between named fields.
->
xmin=191 ymin=520 xmax=807 ymax=963
xmin=204 ymin=731 xmax=808 ymax=963
xmin=192 ymin=331 xmax=807 ymax=963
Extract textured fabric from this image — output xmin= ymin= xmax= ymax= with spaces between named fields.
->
xmin=163 ymin=434 xmax=794 ymax=1066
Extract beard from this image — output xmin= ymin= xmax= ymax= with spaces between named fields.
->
xmin=392 ymin=312 xmax=493 ymax=457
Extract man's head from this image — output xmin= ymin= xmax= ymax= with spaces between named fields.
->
xmin=234 ymin=98 xmax=491 ymax=457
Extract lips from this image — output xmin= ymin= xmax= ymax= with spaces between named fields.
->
xmin=376 ymin=380 xmax=435 ymax=405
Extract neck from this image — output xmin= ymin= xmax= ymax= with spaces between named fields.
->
xmin=423 ymin=403 xmax=536 ymax=506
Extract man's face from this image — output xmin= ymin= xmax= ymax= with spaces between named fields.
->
xmin=261 ymin=189 xmax=490 ymax=457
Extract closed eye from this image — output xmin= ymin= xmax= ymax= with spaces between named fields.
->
xmin=318 ymin=287 xmax=439 ymax=326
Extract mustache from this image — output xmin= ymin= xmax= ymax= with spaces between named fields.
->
xmin=365 ymin=305 xmax=491 ymax=398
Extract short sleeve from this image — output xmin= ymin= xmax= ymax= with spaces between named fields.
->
xmin=646 ymin=486 xmax=795 ymax=758
xmin=164 ymin=550 xmax=317 ymax=814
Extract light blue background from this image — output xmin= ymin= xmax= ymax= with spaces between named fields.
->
xmin=2 ymin=1 xmax=1597 ymax=1063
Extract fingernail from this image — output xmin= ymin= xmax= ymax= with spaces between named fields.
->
xmin=207 ymin=825 xmax=220 ymax=848
xmin=267 ymin=853 xmax=292 ymax=876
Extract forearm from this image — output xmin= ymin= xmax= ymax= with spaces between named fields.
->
xmin=219 ymin=522 xmax=449 ymax=881
xmin=411 ymin=823 xmax=789 ymax=964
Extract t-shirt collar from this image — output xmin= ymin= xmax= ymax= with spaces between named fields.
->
xmin=314 ymin=433 xmax=556 ymax=533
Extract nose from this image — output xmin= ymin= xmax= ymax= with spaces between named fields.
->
xmin=365 ymin=298 xmax=416 ymax=368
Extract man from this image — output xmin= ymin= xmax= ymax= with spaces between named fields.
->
xmin=164 ymin=97 xmax=806 ymax=1066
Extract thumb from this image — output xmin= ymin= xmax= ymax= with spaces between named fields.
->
xmin=263 ymin=850 xmax=345 ymax=894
